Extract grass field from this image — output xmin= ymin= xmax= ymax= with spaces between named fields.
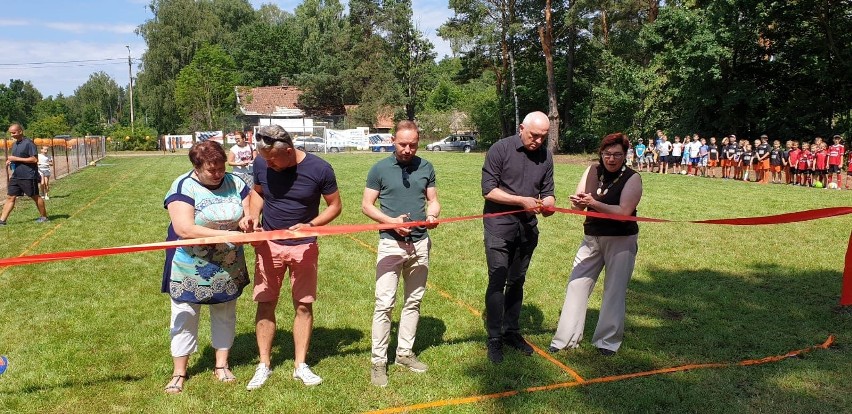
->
xmin=0 ymin=151 xmax=850 ymax=413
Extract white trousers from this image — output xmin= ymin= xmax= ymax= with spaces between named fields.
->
xmin=551 ymin=234 xmax=638 ymax=352
xmin=371 ymin=238 xmax=430 ymax=364
xmin=170 ymin=299 xmax=237 ymax=357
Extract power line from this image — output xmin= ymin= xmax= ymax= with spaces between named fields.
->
xmin=0 ymin=57 xmax=141 ymax=69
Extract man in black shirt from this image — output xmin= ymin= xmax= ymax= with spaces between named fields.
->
xmin=1 ymin=123 xmax=48 ymax=225
xmin=481 ymin=111 xmax=555 ymax=363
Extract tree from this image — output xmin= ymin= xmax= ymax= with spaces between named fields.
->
xmin=28 ymin=115 xmax=71 ymax=138
xmin=174 ymin=45 xmax=239 ymax=131
xmin=73 ymin=72 xmax=123 ymax=134
xmin=292 ymin=0 xmax=351 ymax=108
xmin=0 ymin=79 xmax=43 ymax=128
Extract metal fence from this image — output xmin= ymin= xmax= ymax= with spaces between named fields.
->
xmin=1 ymin=136 xmax=106 ymax=195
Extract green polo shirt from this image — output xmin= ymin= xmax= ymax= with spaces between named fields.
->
xmin=366 ymin=154 xmax=436 ymax=241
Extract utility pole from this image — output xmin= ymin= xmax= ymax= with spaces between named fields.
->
xmin=126 ymin=45 xmax=135 ymax=133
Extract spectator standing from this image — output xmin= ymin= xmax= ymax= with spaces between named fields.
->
xmin=783 ymin=140 xmax=793 ymax=184
xmin=769 ymin=140 xmax=784 ymax=183
xmin=812 ymin=142 xmax=827 ymax=186
xmin=742 ymin=142 xmax=754 ymax=182
xmin=645 ymin=142 xmax=658 ymax=172
xmin=481 ymin=111 xmax=555 ymax=364
xmin=708 ymin=137 xmax=719 ymax=178
xmin=797 ymin=142 xmax=813 ymax=186
xmin=671 ymin=136 xmax=683 ymax=175
xmin=827 ymin=135 xmax=845 ymax=188
xmin=698 ymin=137 xmax=709 ymax=177
xmin=634 ymin=139 xmax=646 ymax=172
xmin=788 ymin=141 xmax=801 ymax=185
xmin=37 ymin=146 xmax=53 ymax=200
xmin=243 ymin=125 xmax=343 ymax=389
xmin=1 ymin=123 xmax=48 ymax=225
xmin=657 ymin=136 xmax=672 ymax=174
xmin=361 ymin=120 xmax=441 ymax=387
xmin=228 ymin=131 xmax=255 ymax=187
xmin=687 ymin=135 xmax=701 ymax=175
xmin=755 ymin=135 xmax=770 ymax=184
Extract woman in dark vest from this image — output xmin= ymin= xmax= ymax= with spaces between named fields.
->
xmin=549 ymin=132 xmax=643 ymax=356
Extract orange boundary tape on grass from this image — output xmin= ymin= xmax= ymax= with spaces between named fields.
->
xmin=365 ymin=335 xmax=834 ymax=414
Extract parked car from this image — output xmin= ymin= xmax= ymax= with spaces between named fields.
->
xmin=293 ymin=136 xmax=344 ymax=153
xmin=368 ymin=134 xmax=394 ymax=152
xmin=426 ymin=134 xmax=477 ymax=152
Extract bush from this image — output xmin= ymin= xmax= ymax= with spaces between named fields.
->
xmin=105 ymin=123 xmax=159 ymax=151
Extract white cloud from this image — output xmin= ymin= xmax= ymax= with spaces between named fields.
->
xmin=44 ymin=22 xmax=137 ymax=35
xmin=0 ymin=19 xmax=28 ymax=27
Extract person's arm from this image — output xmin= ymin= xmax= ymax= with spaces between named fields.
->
xmin=573 ymin=173 xmax=642 ymax=218
xmin=239 ymin=184 xmax=264 ymax=232
xmin=291 ymin=190 xmax=342 ymax=230
xmin=227 ymin=148 xmax=241 ymax=167
xmin=568 ymin=166 xmax=592 ymax=211
xmin=424 ymin=186 xmax=441 ymax=228
xmin=361 ymin=187 xmax=411 ymax=236
xmin=168 ymin=201 xmax=242 ymax=239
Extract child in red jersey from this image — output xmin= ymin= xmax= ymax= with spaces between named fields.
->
xmin=788 ymin=141 xmax=801 ymax=185
xmin=813 ymin=142 xmax=829 ymax=187
xmin=797 ymin=142 xmax=813 ymax=186
xmin=827 ymin=135 xmax=845 ymax=188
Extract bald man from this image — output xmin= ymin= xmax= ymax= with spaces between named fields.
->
xmin=481 ymin=111 xmax=555 ymax=363
xmin=1 ymin=123 xmax=48 ymax=225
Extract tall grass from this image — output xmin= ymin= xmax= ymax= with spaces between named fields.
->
xmin=0 ymin=152 xmax=849 ymax=413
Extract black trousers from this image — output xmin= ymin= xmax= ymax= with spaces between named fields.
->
xmin=484 ymin=228 xmax=538 ymax=339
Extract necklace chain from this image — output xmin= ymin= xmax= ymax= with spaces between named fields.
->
xmin=596 ymin=165 xmax=626 ymax=196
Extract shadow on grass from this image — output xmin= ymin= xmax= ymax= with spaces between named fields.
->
xmin=193 ymin=325 xmax=365 ymax=374
xmin=462 ymin=263 xmax=850 ymax=412
xmin=17 ymin=374 xmax=145 ymax=394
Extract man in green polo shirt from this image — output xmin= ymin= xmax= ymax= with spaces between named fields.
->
xmin=361 ymin=120 xmax=441 ymax=387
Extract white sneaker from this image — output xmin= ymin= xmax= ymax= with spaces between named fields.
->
xmin=292 ymin=363 xmax=322 ymax=386
xmin=246 ymin=363 xmax=272 ymax=390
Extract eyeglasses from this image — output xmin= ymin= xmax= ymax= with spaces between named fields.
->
xmin=602 ymin=152 xmax=625 ymax=159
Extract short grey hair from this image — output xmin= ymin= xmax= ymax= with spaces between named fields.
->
xmin=255 ymin=125 xmax=293 ymax=151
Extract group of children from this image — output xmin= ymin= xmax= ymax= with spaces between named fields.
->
xmin=629 ymin=133 xmax=849 ymax=189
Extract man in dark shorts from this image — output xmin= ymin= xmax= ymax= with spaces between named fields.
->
xmin=1 ymin=123 xmax=48 ymax=225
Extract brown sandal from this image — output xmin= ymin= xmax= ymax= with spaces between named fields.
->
xmin=164 ymin=374 xmax=188 ymax=394
xmin=214 ymin=366 xmax=236 ymax=383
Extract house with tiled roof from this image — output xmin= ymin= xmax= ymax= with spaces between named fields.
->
xmin=235 ymin=85 xmax=346 ymax=136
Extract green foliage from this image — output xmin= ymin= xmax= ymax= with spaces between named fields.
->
xmin=174 ymin=44 xmax=240 ymax=131
xmin=0 ymin=79 xmax=42 ymax=128
xmin=27 ymin=115 xmax=71 ymax=138
xmin=106 ymin=123 xmax=159 ymax=150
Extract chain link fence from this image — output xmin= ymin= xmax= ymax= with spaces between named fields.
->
xmin=1 ymin=136 xmax=106 ymax=196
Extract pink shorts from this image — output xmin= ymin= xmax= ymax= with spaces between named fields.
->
xmin=253 ymin=241 xmax=319 ymax=304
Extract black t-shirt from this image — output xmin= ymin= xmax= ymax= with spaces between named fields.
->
xmin=770 ymin=148 xmax=783 ymax=166
xmin=11 ymin=138 xmax=38 ymax=180
xmin=709 ymin=144 xmax=719 ymax=160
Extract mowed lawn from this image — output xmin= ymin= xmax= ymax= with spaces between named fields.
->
xmin=0 ymin=151 xmax=850 ymax=413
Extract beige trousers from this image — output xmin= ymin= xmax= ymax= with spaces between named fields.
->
xmin=551 ymin=234 xmax=638 ymax=352
xmin=371 ymin=238 xmax=431 ymax=364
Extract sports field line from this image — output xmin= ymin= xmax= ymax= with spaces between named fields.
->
xmin=0 ymin=173 xmax=130 ymax=279
xmin=364 ymin=335 xmax=834 ymax=414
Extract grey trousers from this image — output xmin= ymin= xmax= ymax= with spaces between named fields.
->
xmin=550 ymin=234 xmax=638 ymax=352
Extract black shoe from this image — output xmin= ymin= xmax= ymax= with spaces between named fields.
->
xmin=487 ymin=338 xmax=503 ymax=364
xmin=597 ymin=347 xmax=616 ymax=356
xmin=502 ymin=332 xmax=533 ymax=356
xmin=547 ymin=346 xmax=560 ymax=354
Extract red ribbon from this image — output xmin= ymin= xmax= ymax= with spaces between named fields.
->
xmin=1 ymin=206 xmax=850 ymax=288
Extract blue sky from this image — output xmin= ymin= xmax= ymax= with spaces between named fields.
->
xmin=0 ymin=0 xmax=454 ymax=98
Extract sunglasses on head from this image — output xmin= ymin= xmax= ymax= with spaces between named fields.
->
xmin=255 ymin=133 xmax=289 ymax=146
